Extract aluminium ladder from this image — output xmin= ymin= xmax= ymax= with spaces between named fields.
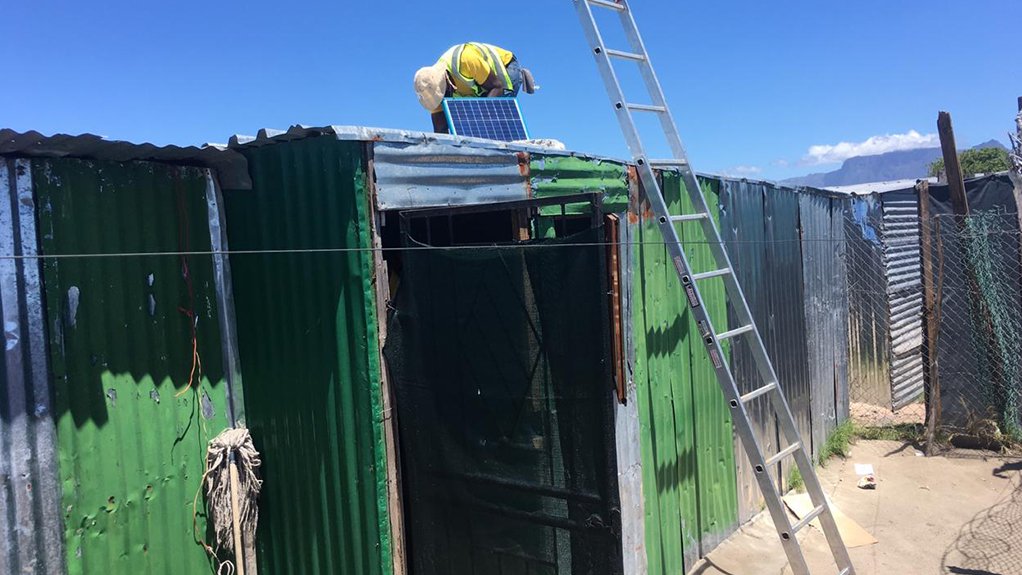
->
xmin=572 ymin=1 xmax=855 ymax=574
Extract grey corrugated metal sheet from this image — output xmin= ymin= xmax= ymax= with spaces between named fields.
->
xmin=799 ymin=193 xmax=850 ymax=456
xmin=373 ymin=141 xmax=528 ymax=209
xmin=718 ymin=179 xmax=812 ymax=518
xmin=881 ymin=193 xmax=925 ymax=409
xmin=0 ymin=128 xmax=251 ymax=189
xmin=0 ymin=159 xmax=65 ymax=575
xmin=718 ymin=178 xmax=775 ymax=522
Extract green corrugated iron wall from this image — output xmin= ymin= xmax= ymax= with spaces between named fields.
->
xmin=221 ymin=137 xmax=391 ymax=575
xmin=632 ymin=173 xmax=738 ymax=573
xmin=34 ymin=158 xmax=231 ymax=575
xmin=526 ymin=155 xmax=739 ymax=569
xmin=530 ymin=155 xmax=630 ymax=214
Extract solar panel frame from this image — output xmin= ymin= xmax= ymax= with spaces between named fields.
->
xmin=442 ymin=97 xmax=530 ymax=142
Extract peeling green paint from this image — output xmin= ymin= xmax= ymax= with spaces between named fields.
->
xmin=35 ymin=158 xmax=230 ymax=575
xmin=632 ymin=174 xmax=738 ymax=572
xmin=530 ymin=155 xmax=630 ymax=215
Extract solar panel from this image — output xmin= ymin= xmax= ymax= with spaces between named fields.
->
xmin=442 ymin=98 xmax=530 ymax=141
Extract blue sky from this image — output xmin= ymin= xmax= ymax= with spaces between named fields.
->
xmin=3 ymin=0 xmax=1019 ymax=180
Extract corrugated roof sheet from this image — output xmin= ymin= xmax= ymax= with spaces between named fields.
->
xmin=827 ymin=177 xmax=938 ymax=195
xmin=226 ymin=124 xmax=622 ymax=161
xmin=373 ymin=141 xmax=528 ymax=210
xmin=0 ymin=129 xmax=252 ymax=189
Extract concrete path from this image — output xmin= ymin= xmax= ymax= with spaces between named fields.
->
xmin=688 ymin=440 xmax=1022 ymax=575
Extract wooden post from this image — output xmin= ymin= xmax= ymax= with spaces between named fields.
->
xmin=918 ymin=180 xmax=941 ymax=454
xmin=937 ymin=111 xmax=969 ymax=214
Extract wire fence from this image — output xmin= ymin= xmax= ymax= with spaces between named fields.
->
xmin=845 ymin=206 xmax=1022 ymax=448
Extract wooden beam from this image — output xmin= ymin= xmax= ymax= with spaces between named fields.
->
xmin=605 ymin=214 xmax=626 ymax=403
xmin=937 ymin=111 xmax=969 ymax=215
xmin=917 ymin=180 xmax=941 ymax=455
xmin=365 ymin=150 xmax=408 ymax=575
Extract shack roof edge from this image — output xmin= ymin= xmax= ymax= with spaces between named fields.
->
xmin=226 ymin=124 xmax=629 ymax=164
xmin=0 ymin=128 xmax=252 ymax=189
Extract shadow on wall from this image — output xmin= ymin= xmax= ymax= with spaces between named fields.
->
xmin=941 ymin=461 xmax=1022 ymax=574
xmin=29 ymin=157 xmax=228 ymax=430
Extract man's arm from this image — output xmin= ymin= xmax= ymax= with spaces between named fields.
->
xmin=480 ymin=70 xmax=507 ymax=97
xmin=431 ymin=110 xmax=449 ymax=133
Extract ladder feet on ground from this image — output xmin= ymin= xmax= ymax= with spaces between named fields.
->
xmin=574 ymin=0 xmax=855 ymax=573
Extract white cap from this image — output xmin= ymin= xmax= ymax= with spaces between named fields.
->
xmin=413 ymin=63 xmax=447 ymax=111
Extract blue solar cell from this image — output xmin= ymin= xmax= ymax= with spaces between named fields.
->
xmin=442 ymin=98 xmax=530 ymax=142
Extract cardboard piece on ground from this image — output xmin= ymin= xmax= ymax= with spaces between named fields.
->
xmin=854 ymin=463 xmax=875 ymax=476
xmin=783 ymin=493 xmax=878 ymax=548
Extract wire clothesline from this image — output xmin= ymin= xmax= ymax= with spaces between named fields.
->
xmin=0 ymin=237 xmax=935 ymax=260
xmin=3 ymin=222 xmax=1019 ymax=260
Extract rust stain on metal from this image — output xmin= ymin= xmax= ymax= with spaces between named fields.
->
xmin=626 ymin=166 xmax=642 ymax=224
xmin=517 ymin=152 xmax=532 ymax=197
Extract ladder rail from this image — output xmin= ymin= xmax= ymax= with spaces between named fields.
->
xmin=573 ymin=1 xmax=855 ymax=573
xmin=612 ymin=0 xmax=688 ymax=160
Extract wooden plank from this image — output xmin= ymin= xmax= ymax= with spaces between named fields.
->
xmin=366 ymin=151 xmax=407 ymax=575
xmin=937 ymin=111 xmax=969 ymax=214
xmin=605 ymin=214 xmax=626 ymax=403
xmin=917 ymin=180 xmax=941 ymax=455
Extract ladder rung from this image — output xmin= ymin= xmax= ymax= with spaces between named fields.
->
xmin=587 ymin=0 xmax=626 ymax=11
xmin=765 ymin=442 xmax=801 ymax=467
xmin=692 ymin=268 xmax=731 ymax=281
xmin=605 ymin=48 xmax=646 ymax=62
xmin=670 ymin=213 xmax=708 ymax=223
xmin=792 ymin=504 xmax=826 ymax=533
xmin=626 ymin=103 xmax=667 ymax=113
xmin=741 ymin=382 xmax=777 ymax=403
xmin=716 ymin=324 xmax=754 ymax=340
xmin=649 ymin=158 xmax=690 ymax=168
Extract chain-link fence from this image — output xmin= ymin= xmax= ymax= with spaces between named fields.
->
xmin=845 ymin=204 xmax=1022 ymax=447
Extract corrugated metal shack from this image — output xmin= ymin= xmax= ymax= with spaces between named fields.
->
xmin=839 ymin=174 xmax=1022 ymax=429
xmin=2 ymin=125 xmax=860 ymax=575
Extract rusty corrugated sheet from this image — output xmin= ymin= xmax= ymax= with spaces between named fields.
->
xmin=881 ymin=192 xmax=925 ymax=409
xmin=31 ymin=157 xmax=232 ymax=575
xmin=222 ymin=136 xmax=393 ymax=575
xmin=372 ymin=141 xmax=526 ymax=209
xmin=0 ymin=158 xmax=65 ymax=575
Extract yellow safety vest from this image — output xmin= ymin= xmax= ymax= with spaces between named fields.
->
xmin=439 ymin=43 xmax=515 ymax=98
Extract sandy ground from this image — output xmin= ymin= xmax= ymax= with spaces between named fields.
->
xmin=688 ymin=440 xmax=1022 ymax=575
xmin=850 ymin=402 xmax=926 ymax=426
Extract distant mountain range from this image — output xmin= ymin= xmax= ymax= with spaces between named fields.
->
xmin=781 ymin=139 xmax=1007 ymax=188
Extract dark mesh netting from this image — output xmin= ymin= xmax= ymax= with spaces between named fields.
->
xmin=384 ymin=227 xmax=622 ymax=575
